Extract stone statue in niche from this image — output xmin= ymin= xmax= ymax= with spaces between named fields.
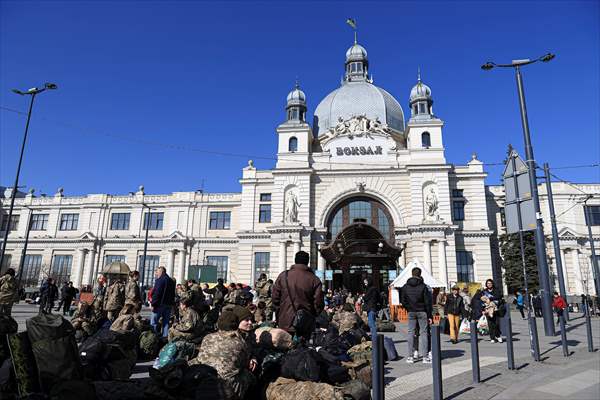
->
xmin=424 ymin=186 xmax=440 ymax=222
xmin=285 ymin=190 xmax=300 ymax=224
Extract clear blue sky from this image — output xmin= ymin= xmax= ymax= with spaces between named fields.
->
xmin=1 ymin=1 xmax=598 ymax=196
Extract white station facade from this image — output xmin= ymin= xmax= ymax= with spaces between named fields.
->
xmin=1 ymin=40 xmax=599 ymax=295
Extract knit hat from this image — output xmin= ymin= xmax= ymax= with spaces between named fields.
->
xmin=217 ymin=305 xmax=253 ymax=331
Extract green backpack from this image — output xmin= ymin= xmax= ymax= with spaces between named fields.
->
xmin=139 ymin=330 xmax=160 ymax=359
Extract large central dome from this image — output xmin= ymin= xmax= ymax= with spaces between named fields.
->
xmin=313 ymin=42 xmax=405 ymax=136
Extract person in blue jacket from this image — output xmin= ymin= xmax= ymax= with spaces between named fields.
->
xmin=515 ymin=290 xmax=526 ymax=319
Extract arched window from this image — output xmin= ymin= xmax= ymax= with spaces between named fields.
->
xmin=288 ymin=137 xmax=298 ymax=152
xmin=421 ymin=131 xmax=431 ymax=148
xmin=326 ymin=196 xmax=394 ymax=240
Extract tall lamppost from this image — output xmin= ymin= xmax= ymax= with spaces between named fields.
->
xmin=140 ymin=202 xmax=151 ymax=303
xmin=482 ymin=54 xmax=556 ymax=336
xmin=0 ymin=83 xmax=58 ymax=270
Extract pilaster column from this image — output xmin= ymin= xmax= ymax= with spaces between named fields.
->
xmin=178 ymin=248 xmax=187 ymax=284
xmin=168 ymin=249 xmax=176 ymax=278
xmin=293 ymin=241 xmax=301 ymax=256
xmin=438 ymin=240 xmax=448 ymax=288
xmin=559 ymin=248 xmax=569 ymax=294
xmin=571 ymin=249 xmax=584 ymax=294
xmin=74 ymin=248 xmax=86 ymax=289
xmin=318 ymin=244 xmax=326 ymax=280
xmin=279 ymin=241 xmax=287 ymax=274
xmin=86 ymin=247 xmax=96 ymax=286
xmin=422 ymin=240 xmax=432 ymax=274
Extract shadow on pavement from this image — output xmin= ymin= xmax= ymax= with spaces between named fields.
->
xmin=445 ymin=386 xmax=474 ymax=400
xmin=480 ymin=372 xmax=501 ymax=383
xmin=441 ymin=349 xmax=465 ymax=359
xmin=515 ymin=362 xmax=529 ymax=371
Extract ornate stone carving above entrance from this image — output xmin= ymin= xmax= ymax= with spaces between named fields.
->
xmin=284 ymin=186 xmax=301 ymax=225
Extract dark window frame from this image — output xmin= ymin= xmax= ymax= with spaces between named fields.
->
xmin=206 ymin=255 xmax=229 ymax=280
xmin=137 ymin=255 xmax=160 ymax=288
xmin=421 ymin=131 xmax=431 ymax=148
xmin=288 ymin=136 xmax=298 ymax=152
xmin=209 ymin=211 xmax=231 ymax=230
xmin=453 ymin=201 xmax=465 ymax=221
xmin=456 ymin=250 xmax=474 ymax=282
xmin=143 ymin=212 xmax=164 ymax=230
xmin=584 ymin=205 xmax=600 ymax=226
xmin=1 ymin=214 xmax=20 ymax=232
xmin=30 ymin=214 xmax=49 ymax=231
xmin=260 ymin=193 xmax=272 ymax=202
xmin=254 ymin=252 xmax=270 ymax=281
xmin=259 ymin=204 xmax=271 ymax=223
xmin=51 ymin=254 xmax=73 ymax=285
xmin=59 ymin=213 xmax=79 ymax=231
xmin=110 ymin=212 xmax=131 ymax=230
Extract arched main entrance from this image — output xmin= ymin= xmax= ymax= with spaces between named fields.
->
xmin=320 ymin=197 xmax=402 ymax=292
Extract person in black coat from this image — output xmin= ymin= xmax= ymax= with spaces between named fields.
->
xmin=151 ymin=267 xmax=176 ymax=338
xmin=444 ymin=286 xmax=464 ymax=344
xmin=362 ymin=279 xmax=381 ymax=338
xmin=39 ymin=278 xmax=58 ymax=314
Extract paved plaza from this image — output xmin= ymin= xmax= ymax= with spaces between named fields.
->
xmin=10 ymin=303 xmax=600 ymax=399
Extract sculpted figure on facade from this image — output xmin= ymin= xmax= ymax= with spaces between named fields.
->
xmin=284 ymin=190 xmax=300 ymax=224
xmin=327 ymin=115 xmax=390 ymax=140
xmin=424 ymin=186 xmax=440 ymax=222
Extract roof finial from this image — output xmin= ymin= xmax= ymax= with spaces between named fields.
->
xmin=346 ymin=18 xmax=357 ymax=44
xmin=417 ymin=67 xmax=421 ymax=82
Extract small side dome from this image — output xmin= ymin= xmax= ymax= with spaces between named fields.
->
xmin=410 ymin=80 xmax=431 ymax=101
xmin=345 ymin=43 xmax=368 ymax=63
xmin=286 ymin=85 xmax=306 ymax=107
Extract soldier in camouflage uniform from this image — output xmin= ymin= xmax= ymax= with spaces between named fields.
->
xmin=189 ymin=304 xmax=257 ymax=400
xmin=254 ymin=273 xmax=273 ymax=320
xmin=332 ymin=303 xmax=362 ymax=334
xmin=91 ymin=275 xmax=107 ymax=322
xmin=0 ymin=268 xmax=17 ymax=316
xmin=224 ymin=283 xmax=242 ymax=306
xmin=125 ymin=270 xmax=142 ymax=313
xmin=71 ymin=301 xmax=96 ymax=337
xmin=104 ymin=275 xmax=126 ymax=321
xmin=168 ymin=297 xmax=204 ymax=342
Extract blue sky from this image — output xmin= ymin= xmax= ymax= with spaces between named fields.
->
xmin=1 ymin=0 xmax=598 ymax=196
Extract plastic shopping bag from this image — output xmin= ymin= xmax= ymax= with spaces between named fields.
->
xmin=477 ymin=316 xmax=489 ymax=335
xmin=459 ymin=319 xmax=471 ymax=335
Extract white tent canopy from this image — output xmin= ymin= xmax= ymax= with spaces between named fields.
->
xmin=390 ymin=260 xmax=447 ymax=288
xmin=389 ymin=260 xmax=447 ymax=305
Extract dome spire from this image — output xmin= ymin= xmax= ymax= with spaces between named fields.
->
xmin=417 ymin=67 xmax=421 ymax=82
xmin=346 ymin=18 xmax=357 ymax=44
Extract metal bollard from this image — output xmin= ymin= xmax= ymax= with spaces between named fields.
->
xmin=470 ymin=321 xmax=480 ymax=383
xmin=585 ymin=308 xmax=594 ymax=352
xmin=529 ymin=316 xmax=541 ymax=361
xmin=372 ymin=333 xmax=383 ymax=400
xmin=559 ymin=315 xmax=569 ymax=357
xmin=377 ymin=334 xmax=385 ymax=399
xmin=505 ymin=304 xmax=515 ymax=369
xmin=431 ymin=325 xmax=443 ymax=400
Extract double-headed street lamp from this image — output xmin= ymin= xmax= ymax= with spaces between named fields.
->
xmin=0 ymin=83 xmax=57 ymax=271
xmin=482 ymin=53 xmax=556 ymax=336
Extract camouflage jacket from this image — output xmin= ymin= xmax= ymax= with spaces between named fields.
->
xmin=224 ymin=289 xmax=242 ymax=305
xmin=104 ymin=281 xmax=125 ymax=311
xmin=125 ymin=278 xmax=141 ymax=306
xmin=332 ymin=310 xmax=360 ymax=334
xmin=255 ymin=278 xmax=272 ymax=300
xmin=0 ymin=274 xmax=17 ymax=304
xmin=192 ymin=329 xmax=251 ymax=380
xmin=173 ymin=307 xmax=204 ymax=337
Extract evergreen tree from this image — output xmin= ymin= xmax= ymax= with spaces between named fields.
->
xmin=499 ymin=232 xmax=540 ymax=293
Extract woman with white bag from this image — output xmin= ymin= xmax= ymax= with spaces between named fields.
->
xmin=482 ymin=296 xmax=502 ymax=343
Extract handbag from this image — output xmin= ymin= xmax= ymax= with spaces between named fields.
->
xmin=284 ymin=271 xmax=315 ymax=335
xmin=477 ymin=315 xmax=489 ymax=335
xmin=459 ymin=318 xmax=471 ymax=335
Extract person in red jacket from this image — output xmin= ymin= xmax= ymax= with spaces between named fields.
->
xmin=552 ymin=291 xmax=569 ymax=327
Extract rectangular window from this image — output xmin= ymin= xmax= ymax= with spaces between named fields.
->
xmin=104 ymin=255 xmax=126 ymax=266
xmin=456 ymin=250 xmax=474 ymax=283
xmin=30 ymin=214 xmax=49 ymax=231
xmin=254 ymin=252 xmax=270 ymax=281
xmin=143 ymin=212 xmax=164 ymax=230
xmin=209 ymin=211 xmax=231 ymax=230
xmin=1 ymin=214 xmax=19 ymax=232
xmin=419 ymin=103 xmax=426 ymax=114
xmin=260 ymin=193 xmax=272 ymax=202
xmin=21 ymin=255 xmax=42 ymax=288
xmin=452 ymin=189 xmax=464 ymax=198
xmin=51 ymin=255 xmax=73 ymax=285
xmin=453 ymin=201 xmax=465 ymax=221
xmin=259 ymin=204 xmax=271 ymax=223
xmin=137 ymin=255 xmax=160 ymax=288
xmin=584 ymin=205 xmax=600 ymax=226
xmin=206 ymin=256 xmax=229 ymax=281
xmin=110 ymin=213 xmax=131 ymax=230
xmin=59 ymin=213 xmax=79 ymax=231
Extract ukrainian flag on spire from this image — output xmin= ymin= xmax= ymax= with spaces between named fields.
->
xmin=346 ymin=18 xmax=356 ymax=29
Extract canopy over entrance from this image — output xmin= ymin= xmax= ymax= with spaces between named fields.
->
xmin=320 ymin=222 xmax=402 ymax=266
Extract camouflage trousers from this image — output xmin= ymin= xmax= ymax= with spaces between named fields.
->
xmin=72 ymin=319 xmax=95 ymax=336
xmin=107 ymin=307 xmax=123 ymax=322
xmin=167 ymin=328 xmax=193 ymax=343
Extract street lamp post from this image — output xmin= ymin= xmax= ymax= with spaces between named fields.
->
xmin=0 ymin=83 xmax=57 ymax=270
xmin=140 ymin=203 xmax=151 ymax=302
xmin=482 ymin=54 xmax=557 ymax=336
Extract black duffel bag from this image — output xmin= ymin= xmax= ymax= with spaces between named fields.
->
xmin=280 ymin=345 xmax=322 ymax=382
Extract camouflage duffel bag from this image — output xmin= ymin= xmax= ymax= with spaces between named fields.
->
xmin=347 ymin=341 xmax=372 ymax=364
xmin=7 ymin=332 xmax=40 ymax=396
xmin=139 ymin=330 xmax=160 ymax=360
xmin=376 ymin=319 xmax=396 ymax=332
xmin=266 ymin=377 xmax=344 ymax=400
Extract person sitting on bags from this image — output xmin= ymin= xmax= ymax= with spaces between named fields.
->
xmin=168 ymin=297 xmax=204 ymax=342
xmin=189 ymin=304 xmax=257 ymax=400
